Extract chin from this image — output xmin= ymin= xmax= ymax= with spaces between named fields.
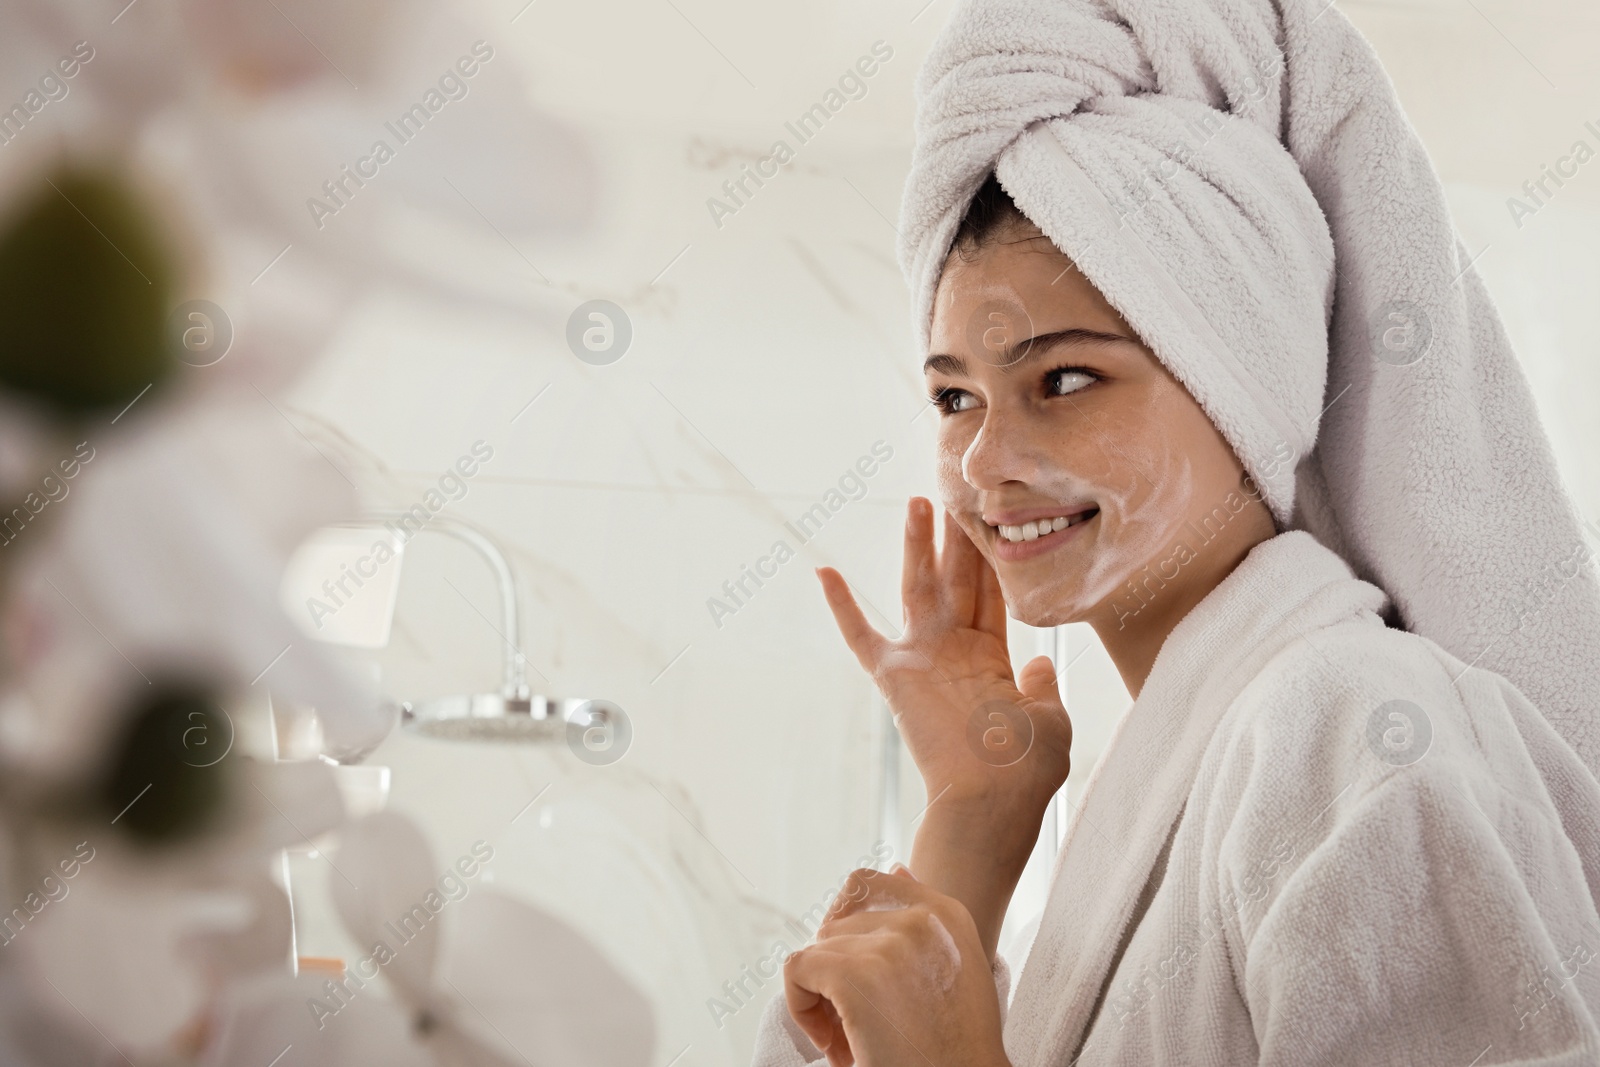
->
xmin=998 ymin=579 xmax=1084 ymax=629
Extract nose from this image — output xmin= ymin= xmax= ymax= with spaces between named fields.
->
xmin=960 ymin=404 xmax=1047 ymax=490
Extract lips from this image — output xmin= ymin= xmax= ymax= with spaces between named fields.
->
xmin=983 ymin=503 xmax=1097 ymax=537
xmin=984 ymin=505 xmax=1099 ymax=562
xmin=992 ymin=510 xmax=1096 ymax=544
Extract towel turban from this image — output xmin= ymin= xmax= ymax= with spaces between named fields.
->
xmin=898 ymin=0 xmax=1600 ymax=777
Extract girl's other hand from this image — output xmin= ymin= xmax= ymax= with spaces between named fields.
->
xmin=784 ymin=867 xmax=1010 ymax=1067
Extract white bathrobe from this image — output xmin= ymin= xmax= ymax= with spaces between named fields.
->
xmin=752 ymin=531 xmax=1600 ymax=1065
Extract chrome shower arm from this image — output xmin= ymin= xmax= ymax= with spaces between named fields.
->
xmin=355 ymin=512 xmax=529 ymax=701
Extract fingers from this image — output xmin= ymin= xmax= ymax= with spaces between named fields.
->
xmin=900 ymin=497 xmax=939 ymax=626
xmin=941 ymin=506 xmax=981 ymax=624
xmin=787 ymin=877 xmax=989 ymax=1067
xmin=974 ymin=548 xmax=1009 ymax=642
xmin=816 ymin=567 xmax=889 ymax=674
xmin=820 ymin=867 xmax=930 ymax=930
xmin=1019 ymin=654 xmax=1073 ymax=773
xmin=783 ymin=953 xmax=855 ymax=1067
xmin=1017 ymin=654 xmax=1063 ymax=709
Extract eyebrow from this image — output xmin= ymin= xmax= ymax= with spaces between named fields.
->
xmin=923 ymin=327 xmax=1139 ymax=377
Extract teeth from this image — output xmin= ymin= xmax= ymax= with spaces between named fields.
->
xmin=996 ymin=513 xmax=1088 ymax=543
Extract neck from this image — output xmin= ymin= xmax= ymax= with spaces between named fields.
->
xmin=1087 ymin=514 xmax=1277 ymax=699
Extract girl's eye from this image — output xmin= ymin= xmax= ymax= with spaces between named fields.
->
xmin=1047 ymin=368 xmax=1097 ymax=396
xmin=929 ymin=387 xmax=979 ymax=415
xmin=929 ymin=367 xmax=1097 ymax=414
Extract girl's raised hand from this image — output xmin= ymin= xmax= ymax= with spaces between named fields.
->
xmin=816 ymin=497 xmax=1071 ymax=826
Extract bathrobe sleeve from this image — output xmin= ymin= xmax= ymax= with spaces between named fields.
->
xmin=1222 ymin=668 xmax=1600 ymax=1065
xmin=749 ymin=949 xmax=1012 ymax=1065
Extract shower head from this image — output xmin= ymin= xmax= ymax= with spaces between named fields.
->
xmin=355 ymin=514 xmax=591 ymax=744
xmin=401 ymin=692 xmax=591 ymax=742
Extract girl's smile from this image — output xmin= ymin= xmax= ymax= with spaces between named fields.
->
xmin=985 ymin=505 xmax=1099 ymax=563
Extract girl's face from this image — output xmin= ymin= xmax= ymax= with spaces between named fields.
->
xmin=926 ymin=218 xmax=1271 ymax=630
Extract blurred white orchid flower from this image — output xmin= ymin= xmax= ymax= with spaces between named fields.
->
xmin=0 ymin=392 xmax=393 ymax=788
xmin=0 ymin=1 xmax=608 ymax=1063
xmin=0 ymin=0 xmax=596 ymax=392
xmin=5 ymin=758 xmax=343 ymax=1062
xmin=204 ymin=811 xmax=656 ymax=1067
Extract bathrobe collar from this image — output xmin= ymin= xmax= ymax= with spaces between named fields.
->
xmin=1005 ymin=530 xmax=1389 ymax=1067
